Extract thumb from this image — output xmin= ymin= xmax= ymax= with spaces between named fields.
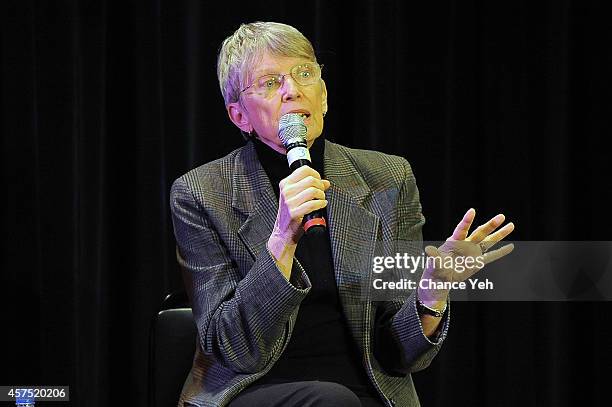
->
xmin=424 ymin=245 xmax=439 ymax=257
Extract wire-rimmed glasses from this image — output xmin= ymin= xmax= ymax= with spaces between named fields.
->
xmin=240 ymin=62 xmax=323 ymax=98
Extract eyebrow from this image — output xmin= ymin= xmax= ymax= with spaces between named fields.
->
xmin=250 ymin=62 xmax=313 ymax=79
xmin=251 ymin=68 xmax=280 ymax=78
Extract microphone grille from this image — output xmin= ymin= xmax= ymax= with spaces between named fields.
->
xmin=278 ymin=113 xmax=307 ymax=145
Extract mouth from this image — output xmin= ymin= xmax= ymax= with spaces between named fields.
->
xmin=286 ymin=110 xmax=311 ymax=121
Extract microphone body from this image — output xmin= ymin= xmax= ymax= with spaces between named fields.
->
xmin=278 ymin=113 xmax=327 ymax=233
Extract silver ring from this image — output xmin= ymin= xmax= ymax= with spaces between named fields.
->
xmin=479 ymin=242 xmax=488 ymax=254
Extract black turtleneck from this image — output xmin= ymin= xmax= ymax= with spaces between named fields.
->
xmin=250 ymin=136 xmax=379 ymax=399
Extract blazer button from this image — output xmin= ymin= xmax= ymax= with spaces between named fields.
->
xmin=389 ymin=399 xmax=396 ymax=406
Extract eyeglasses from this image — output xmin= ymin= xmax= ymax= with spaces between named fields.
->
xmin=240 ymin=62 xmax=323 ymax=98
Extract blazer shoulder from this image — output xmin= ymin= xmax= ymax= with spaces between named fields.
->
xmin=326 ymin=140 xmax=416 ymax=189
xmin=169 ymin=144 xmax=252 ymax=216
xmin=171 ymin=144 xmax=245 ymax=194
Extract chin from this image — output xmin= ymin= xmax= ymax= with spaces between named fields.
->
xmin=308 ymin=132 xmax=322 ymax=142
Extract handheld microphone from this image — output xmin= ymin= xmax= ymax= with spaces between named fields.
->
xmin=278 ymin=113 xmax=327 ymax=233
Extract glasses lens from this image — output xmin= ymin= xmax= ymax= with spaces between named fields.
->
xmin=255 ymin=75 xmax=281 ymax=96
xmin=246 ymin=63 xmax=321 ymax=97
xmin=292 ymin=63 xmax=319 ymax=85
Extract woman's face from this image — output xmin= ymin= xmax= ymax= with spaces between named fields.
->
xmin=228 ymin=52 xmax=328 ymax=154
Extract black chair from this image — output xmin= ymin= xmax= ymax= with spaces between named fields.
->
xmin=149 ymin=290 xmax=197 ymax=407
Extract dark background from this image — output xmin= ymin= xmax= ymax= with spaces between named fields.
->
xmin=2 ymin=0 xmax=611 ymax=406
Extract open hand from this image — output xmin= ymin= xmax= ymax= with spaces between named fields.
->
xmin=418 ymin=208 xmax=515 ymax=304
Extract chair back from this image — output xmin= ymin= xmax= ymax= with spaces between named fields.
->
xmin=149 ymin=291 xmax=196 ymax=407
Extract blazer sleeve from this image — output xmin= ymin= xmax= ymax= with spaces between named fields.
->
xmin=373 ymin=158 xmax=450 ymax=375
xmin=170 ymin=176 xmax=312 ymax=374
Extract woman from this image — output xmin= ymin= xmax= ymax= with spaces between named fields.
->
xmin=170 ymin=21 xmax=514 ymax=407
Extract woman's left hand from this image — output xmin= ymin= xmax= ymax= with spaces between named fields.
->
xmin=417 ymin=208 xmax=515 ymax=306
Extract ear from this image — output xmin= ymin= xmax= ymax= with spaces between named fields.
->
xmin=320 ymin=79 xmax=328 ymax=116
xmin=227 ymin=102 xmax=252 ymax=133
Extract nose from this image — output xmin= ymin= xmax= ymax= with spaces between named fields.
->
xmin=280 ymin=74 xmax=302 ymax=102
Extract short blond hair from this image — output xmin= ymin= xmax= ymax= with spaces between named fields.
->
xmin=217 ymin=22 xmax=317 ymax=105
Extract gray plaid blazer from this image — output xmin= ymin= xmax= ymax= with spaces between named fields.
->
xmin=170 ymin=139 xmax=449 ymax=407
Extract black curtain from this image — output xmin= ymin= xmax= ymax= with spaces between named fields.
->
xmin=2 ymin=0 xmax=610 ymax=406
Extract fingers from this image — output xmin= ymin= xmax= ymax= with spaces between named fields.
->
xmin=467 ymin=213 xmax=506 ymax=243
xmin=287 ymin=176 xmax=330 ymax=197
xmin=280 ymin=166 xmax=330 ymax=200
xmin=289 ymin=198 xmax=328 ymax=219
xmin=276 ymin=165 xmax=330 ymax=235
xmin=288 ymin=186 xmax=326 ymax=206
xmin=450 ymin=208 xmax=476 ymax=240
xmin=479 ymin=222 xmax=515 ymax=252
xmin=280 ymin=166 xmax=326 ymax=189
xmin=482 ymin=243 xmax=515 ymax=264
xmin=281 ymin=165 xmax=320 ymax=184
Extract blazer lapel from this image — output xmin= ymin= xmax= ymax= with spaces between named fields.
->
xmin=324 ymin=141 xmax=380 ymax=345
xmin=233 ymin=141 xmax=278 ymax=261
